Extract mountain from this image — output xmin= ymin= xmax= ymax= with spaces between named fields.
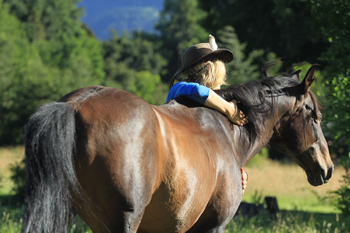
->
xmin=78 ymin=0 xmax=164 ymax=40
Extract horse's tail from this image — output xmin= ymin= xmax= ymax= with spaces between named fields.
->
xmin=23 ymin=102 xmax=81 ymax=233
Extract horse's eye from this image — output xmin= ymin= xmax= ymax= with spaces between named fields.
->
xmin=305 ymin=104 xmax=321 ymax=123
xmin=305 ymin=104 xmax=312 ymax=111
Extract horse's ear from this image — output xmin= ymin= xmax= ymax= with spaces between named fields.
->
xmin=298 ymin=64 xmax=319 ymax=94
xmin=291 ymin=69 xmax=302 ymax=81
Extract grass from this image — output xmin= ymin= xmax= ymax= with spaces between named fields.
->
xmin=1 ymin=146 xmax=349 ymax=232
xmin=0 ymin=147 xmax=24 ymax=195
xmin=242 ymin=153 xmax=346 ymax=213
xmin=226 ymin=210 xmax=350 ymax=233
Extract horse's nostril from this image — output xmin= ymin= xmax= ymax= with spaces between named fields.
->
xmin=326 ymin=165 xmax=334 ymax=181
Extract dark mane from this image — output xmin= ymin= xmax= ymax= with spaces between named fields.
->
xmin=216 ymin=76 xmax=300 ymax=143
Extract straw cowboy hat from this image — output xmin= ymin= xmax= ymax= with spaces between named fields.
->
xmin=173 ymin=35 xmax=234 ymax=78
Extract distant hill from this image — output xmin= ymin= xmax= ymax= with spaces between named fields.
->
xmin=78 ymin=0 xmax=164 ymax=40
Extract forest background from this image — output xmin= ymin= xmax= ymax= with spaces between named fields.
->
xmin=0 ymin=0 xmax=350 ymax=230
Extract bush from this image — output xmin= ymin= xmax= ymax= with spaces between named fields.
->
xmin=9 ymin=160 xmax=27 ymax=202
xmin=332 ymin=154 xmax=350 ymax=216
xmin=324 ymin=75 xmax=350 ymax=216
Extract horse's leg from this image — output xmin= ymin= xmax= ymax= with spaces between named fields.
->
xmin=187 ymin=166 xmax=242 ymax=233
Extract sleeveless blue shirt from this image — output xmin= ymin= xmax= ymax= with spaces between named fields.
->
xmin=166 ymin=82 xmax=210 ymax=105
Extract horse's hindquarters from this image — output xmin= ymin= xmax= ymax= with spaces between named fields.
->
xmin=71 ymin=88 xmax=161 ymax=232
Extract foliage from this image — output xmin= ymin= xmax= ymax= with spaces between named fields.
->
xmin=306 ymin=0 xmax=350 ymax=78
xmin=217 ymin=26 xmax=280 ymax=85
xmin=9 ymin=160 xmax=26 ymax=202
xmin=325 ymin=76 xmax=350 ymax=142
xmin=332 ymin=155 xmax=350 ymax=216
xmin=198 ymin=0 xmax=327 ymax=71
xmin=325 ymin=79 xmax=350 ymax=216
xmin=325 ymin=75 xmax=350 ymax=215
xmin=156 ymin=0 xmax=208 ymax=81
xmin=0 ymin=0 xmax=105 ymax=145
xmin=102 ymin=32 xmax=168 ymax=105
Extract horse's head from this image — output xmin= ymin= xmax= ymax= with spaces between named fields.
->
xmin=269 ymin=65 xmax=334 ymax=186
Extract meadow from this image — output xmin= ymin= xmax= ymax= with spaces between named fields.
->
xmin=1 ymin=147 xmax=349 ymax=232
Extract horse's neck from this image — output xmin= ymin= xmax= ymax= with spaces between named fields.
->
xmin=239 ymin=95 xmax=295 ymax=166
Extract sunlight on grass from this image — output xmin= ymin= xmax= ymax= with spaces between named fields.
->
xmin=243 ymin=153 xmax=345 ymax=213
xmin=0 ymin=147 xmax=24 ymax=195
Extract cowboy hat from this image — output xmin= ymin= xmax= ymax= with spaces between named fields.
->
xmin=172 ymin=35 xmax=234 ymax=79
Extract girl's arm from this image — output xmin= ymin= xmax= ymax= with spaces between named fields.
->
xmin=167 ymin=82 xmax=247 ymax=125
xmin=204 ymin=90 xmax=247 ymax=126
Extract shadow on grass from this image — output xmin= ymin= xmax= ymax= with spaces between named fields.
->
xmin=0 ymin=193 xmax=23 ymax=207
xmin=0 ymin=194 xmax=92 ymax=233
xmin=228 ymin=209 xmax=350 ymax=233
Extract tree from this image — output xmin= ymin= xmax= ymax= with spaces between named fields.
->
xmin=216 ymin=26 xmax=280 ymax=85
xmin=102 ymin=32 xmax=167 ymax=105
xmin=324 ymin=75 xmax=350 ymax=215
xmin=156 ymin=0 xmax=208 ymax=82
xmin=198 ymin=0 xmax=329 ymax=71
xmin=307 ymin=0 xmax=350 ymax=78
xmin=0 ymin=1 xmax=52 ymax=144
xmin=0 ymin=0 xmax=105 ymax=145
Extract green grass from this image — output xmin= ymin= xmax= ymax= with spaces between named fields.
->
xmin=226 ymin=210 xmax=350 ymax=233
xmin=0 ymin=196 xmax=92 ymax=233
xmin=0 ymin=204 xmax=23 ymax=233
xmin=1 ymin=200 xmax=349 ymax=233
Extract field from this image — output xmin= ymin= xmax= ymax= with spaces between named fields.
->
xmin=1 ymin=147 xmax=349 ymax=232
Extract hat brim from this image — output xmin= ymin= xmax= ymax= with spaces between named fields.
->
xmin=172 ymin=48 xmax=234 ymax=79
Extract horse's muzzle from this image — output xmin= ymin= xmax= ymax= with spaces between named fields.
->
xmin=307 ymin=165 xmax=334 ymax=186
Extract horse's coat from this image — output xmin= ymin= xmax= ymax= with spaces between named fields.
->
xmin=23 ymin=65 xmax=333 ymax=233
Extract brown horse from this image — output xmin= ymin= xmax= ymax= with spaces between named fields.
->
xmin=23 ymin=65 xmax=333 ymax=233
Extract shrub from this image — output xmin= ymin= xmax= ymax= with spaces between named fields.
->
xmin=332 ymin=154 xmax=350 ymax=216
xmin=9 ymin=160 xmax=27 ymax=202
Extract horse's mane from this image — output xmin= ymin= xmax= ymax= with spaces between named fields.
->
xmin=216 ymin=76 xmax=300 ymax=143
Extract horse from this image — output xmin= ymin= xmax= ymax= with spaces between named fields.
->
xmin=23 ymin=65 xmax=333 ymax=233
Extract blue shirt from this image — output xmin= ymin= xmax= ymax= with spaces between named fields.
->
xmin=166 ymin=82 xmax=210 ymax=105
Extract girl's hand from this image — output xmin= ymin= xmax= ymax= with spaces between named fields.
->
xmin=227 ymin=101 xmax=248 ymax=126
xmin=241 ymin=168 xmax=248 ymax=195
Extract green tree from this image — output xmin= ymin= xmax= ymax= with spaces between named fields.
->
xmin=216 ymin=26 xmax=280 ymax=85
xmin=0 ymin=0 xmax=105 ymax=145
xmin=156 ymin=0 xmax=208 ymax=82
xmin=103 ymin=32 xmax=167 ymax=105
xmin=3 ymin=0 xmax=105 ymax=82
xmin=198 ymin=0 xmax=328 ymax=71
xmin=0 ymin=1 xmax=53 ymax=144
xmin=325 ymin=76 xmax=350 ymax=215
xmin=307 ymin=0 xmax=350 ymax=78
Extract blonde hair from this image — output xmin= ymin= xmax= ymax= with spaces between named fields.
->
xmin=183 ymin=60 xmax=228 ymax=90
